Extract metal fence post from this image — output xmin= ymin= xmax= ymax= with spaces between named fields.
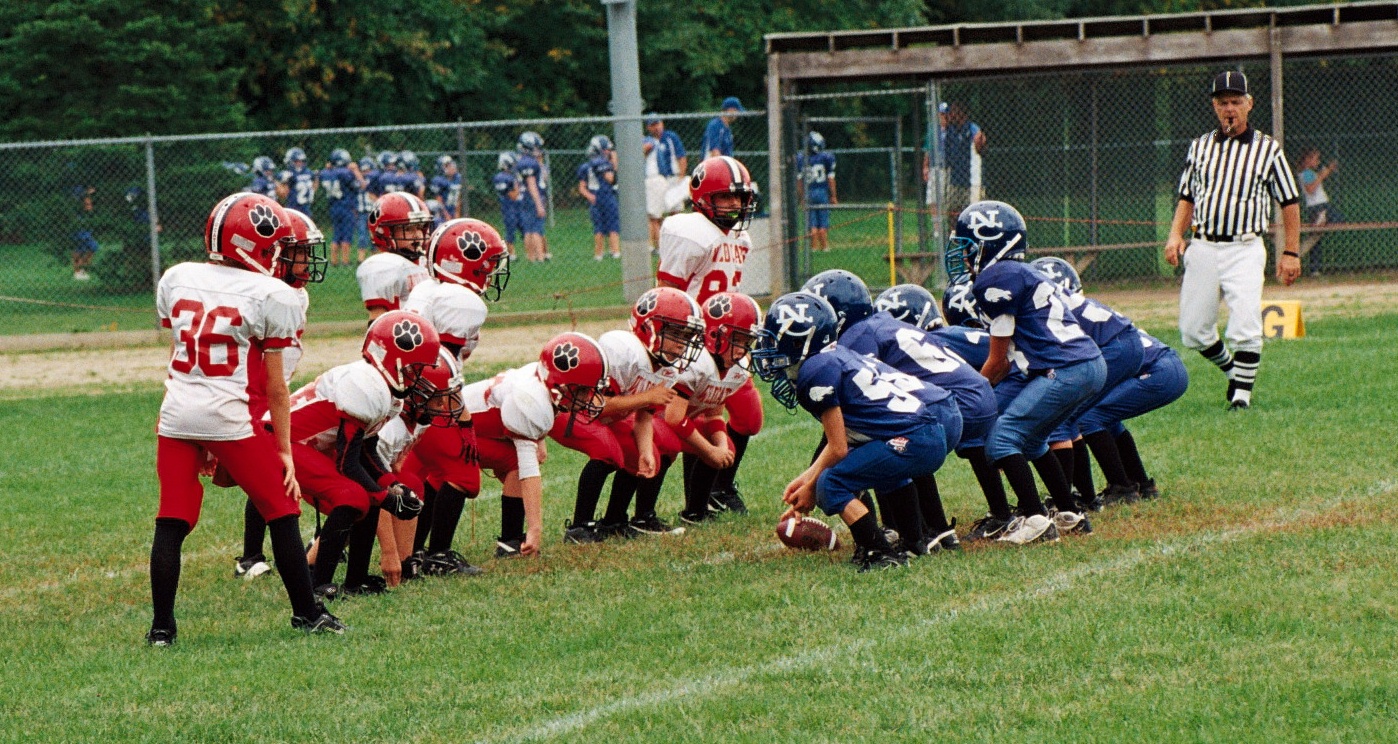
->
xmin=893 ymin=116 xmax=903 ymax=256
xmin=766 ymin=56 xmax=788 ymax=294
xmin=456 ymin=119 xmax=470 ymax=217
xmin=145 ymin=137 xmax=161 ymax=314
xmin=603 ymin=0 xmax=650 ymax=303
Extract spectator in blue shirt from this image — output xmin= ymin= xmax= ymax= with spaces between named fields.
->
xmin=643 ymin=114 xmax=688 ymax=250
xmin=703 ymin=97 xmax=743 ymax=158
xmin=923 ymin=101 xmax=986 ymax=221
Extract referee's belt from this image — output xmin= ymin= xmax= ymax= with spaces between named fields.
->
xmin=1196 ymin=231 xmax=1257 ymax=243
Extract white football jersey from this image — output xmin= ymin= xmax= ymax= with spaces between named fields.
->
xmin=286 ymin=360 xmax=402 ymax=455
xmin=403 ymin=280 xmax=487 ymax=352
xmin=598 ymin=330 xmax=683 ymax=399
xmin=656 ymin=212 xmax=752 ymax=303
xmin=682 ymin=352 xmax=752 ymax=417
xmin=357 ymin=252 xmax=430 ymax=312
xmin=463 ymin=362 xmax=555 ymax=442
xmin=375 ymin=414 xmax=424 ymax=469
xmin=280 ymin=286 xmax=311 ymax=383
xmin=157 ymin=262 xmax=304 ymax=441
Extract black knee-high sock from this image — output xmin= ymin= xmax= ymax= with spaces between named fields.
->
xmin=1052 ymin=447 xmax=1076 ymax=494
xmin=1231 ymin=350 xmax=1260 ymax=403
xmin=500 ymin=496 xmax=526 ymax=542
xmin=634 ymin=457 xmax=673 ymax=517
xmin=343 ymin=506 xmax=380 ymax=585
xmin=996 ymin=453 xmax=1046 ymax=516
xmin=1031 ymin=452 xmax=1075 ymax=512
xmin=313 ymin=506 xmax=358 ymax=588
xmin=413 ymin=482 xmax=438 ymax=553
xmin=1115 ymin=429 xmax=1150 ymax=485
xmin=602 ymin=471 xmax=640 ymax=524
xmin=1072 ymin=439 xmax=1097 ymax=498
xmin=427 ymin=483 xmax=471 ymax=554
xmin=963 ymin=446 xmax=1012 ymax=520
xmin=879 ymin=481 xmax=925 ymax=548
xmin=150 ymin=517 xmax=191 ymax=632
xmin=685 ymin=457 xmax=720 ymax=515
xmin=241 ymin=498 xmax=267 ymax=560
xmin=873 ymin=488 xmax=901 ymax=534
xmin=848 ymin=511 xmax=892 ymax=552
xmin=572 ymin=459 xmax=615 ymax=525
xmin=1082 ymin=429 xmax=1132 ymax=488
xmin=911 ymin=473 xmax=951 ymax=533
xmin=713 ymin=428 xmax=750 ymax=491
xmin=266 ymin=514 xmax=318 ymax=618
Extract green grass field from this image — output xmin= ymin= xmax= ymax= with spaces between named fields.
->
xmin=3 ymin=306 xmax=1397 ymax=741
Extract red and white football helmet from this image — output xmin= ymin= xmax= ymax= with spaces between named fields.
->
xmin=630 ymin=287 xmax=704 ymax=370
xmin=363 ymin=310 xmax=442 ymax=398
xmin=204 ymin=192 xmax=293 ymax=276
xmin=369 ymin=192 xmax=433 ymax=260
xmin=701 ymin=291 xmax=762 ymax=357
xmin=689 ymin=155 xmax=757 ymax=232
xmin=406 ymin=348 xmax=464 ymax=427
xmin=425 ymin=218 xmax=511 ymax=300
xmin=537 ymin=332 xmax=608 ymax=422
xmin=280 ymin=210 xmax=328 ymax=287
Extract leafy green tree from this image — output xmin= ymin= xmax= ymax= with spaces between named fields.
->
xmin=0 ymin=0 xmax=246 ymax=140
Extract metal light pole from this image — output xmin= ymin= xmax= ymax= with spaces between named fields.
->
xmin=602 ymin=0 xmax=650 ymax=303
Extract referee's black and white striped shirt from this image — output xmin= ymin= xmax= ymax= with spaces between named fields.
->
xmin=1177 ymin=127 xmax=1301 ymax=239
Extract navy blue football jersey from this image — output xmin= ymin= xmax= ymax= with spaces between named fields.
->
xmin=973 ymin=261 xmax=1101 ymax=372
xmin=929 ymin=326 xmax=992 ymax=369
xmin=319 ymin=166 xmax=359 ymax=212
xmin=249 ymin=174 xmax=278 ymax=200
xmin=797 ymin=151 xmax=837 ymax=199
xmin=515 ymin=154 xmax=548 ymax=193
xmin=492 ymin=171 xmax=519 ymax=204
xmin=842 ymin=313 xmax=995 ymax=424
xmin=795 ymin=345 xmax=951 ymax=441
xmin=429 ymin=173 xmax=461 ymax=217
xmin=576 ymin=156 xmax=617 ymax=201
xmin=1068 ymin=296 xmax=1136 ymax=347
xmin=280 ymin=166 xmax=317 ymax=209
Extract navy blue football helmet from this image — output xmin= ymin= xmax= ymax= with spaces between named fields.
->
xmin=377 ymin=151 xmax=400 ymax=170
xmin=1029 ymin=256 xmax=1082 ymax=297
xmin=752 ymin=292 xmax=839 ymax=410
xmin=252 ymin=155 xmax=276 ymax=176
xmin=497 ymin=151 xmax=517 ymax=172
xmin=329 ymin=148 xmax=351 ymax=167
xmin=517 ymin=131 xmax=545 ymax=154
xmin=435 ymin=154 xmax=455 ymax=173
xmin=808 ymin=131 xmax=825 ymax=153
xmin=399 ymin=150 xmax=420 ymax=171
xmin=875 ymin=284 xmax=944 ymax=331
xmin=586 ymin=135 xmax=614 ymax=157
xmin=358 ymin=156 xmax=375 ymax=172
xmin=941 ymin=281 xmax=985 ymax=329
xmin=801 ymin=269 xmax=873 ymax=338
xmin=284 ymin=147 xmax=307 ymax=167
xmin=944 ymin=200 xmax=1028 ymax=284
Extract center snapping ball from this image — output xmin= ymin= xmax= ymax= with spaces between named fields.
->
xmin=776 ymin=516 xmax=840 ymax=552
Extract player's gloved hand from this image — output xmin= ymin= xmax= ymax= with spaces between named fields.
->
xmin=383 ymin=482 xmax=424 ymax=519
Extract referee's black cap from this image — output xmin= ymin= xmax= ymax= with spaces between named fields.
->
xmin=1211 ymin=71 xmax=1249 ymax=97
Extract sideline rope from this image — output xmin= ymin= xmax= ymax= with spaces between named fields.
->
xmin=0 ymin=294 xmax=152 ymax=312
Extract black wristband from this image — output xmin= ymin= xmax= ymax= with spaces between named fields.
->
xmin=1283 ymin=250 xmax=1299 ymax=258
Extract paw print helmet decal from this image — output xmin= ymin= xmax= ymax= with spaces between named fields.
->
xmin=363 ymin=310 xmax=442 ymax=398
xmin=701 ymin=292 xmax=762 ymax=357
xmin=537 ymin=332 xmax=608 ymax=426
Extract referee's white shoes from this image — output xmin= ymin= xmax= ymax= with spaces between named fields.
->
xmin=997 ymin=514 xmax=1059 ymax=545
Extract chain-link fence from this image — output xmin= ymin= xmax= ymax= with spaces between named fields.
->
xmin=776 ymin=52 xmax=1398 ymax=296
xmin=0 ymin=111 xmax=768 ymax=336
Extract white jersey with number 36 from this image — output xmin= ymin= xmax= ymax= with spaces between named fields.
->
xmin=656 ymin=212 xmax=751 ymax=303
xmin=157 ymin=262 xmax=304 ymax=441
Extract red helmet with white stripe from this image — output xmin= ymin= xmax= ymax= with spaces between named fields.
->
xmin=363 ymin=310 xmax=441 ymax=398
xmin=689 ymin=155 xmax=757 ymax=232
xmin=537 ymin=332 xmax=608 ymax=422
xmin=369 ymin=192 xmax=433 ymax=260
xmin=425 ymin=218 xmax=511 ymax=300
xmin=630 ymin=287 xmax=704 ymax=370
xmin=701 ymin=292 xmax=762 ymax=357
xmin=280 ymin=210 xmax=328 ymax=287
xmin=204 ymin=192 xmax=292 ymax=276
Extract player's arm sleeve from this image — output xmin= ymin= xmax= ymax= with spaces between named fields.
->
xmin=513 ymin=438 xmax=541 ymax=479
xmin=988 ymin=314 xmax=1016 ymax=337
xmin=335 ymin=423 xmax=386 ymax=494
xmin=1269 ymin=149 xmax=1302 ymax=207
xmin=155 ymin=274 xmax=172 ymax=326
xmin=359 ymin=434 xmax=392 ymax=482
xmin=656 ymin=234 xmax=702 ymax=288
xmin=259 ymin=287 xmax=304 ymax=349
xmin=796 ymin=356 xmax=842 ymax=418
xmin=356 ymin=262 xmax=396 ymax=311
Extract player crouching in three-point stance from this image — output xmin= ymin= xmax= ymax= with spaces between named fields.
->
xmin=945 ymin=200 xmax=1105 ymax=546
xmin=150 ymin=193 xmax=341 ymax=646
xmin=752 ymin=292 xmax=962 ymax=573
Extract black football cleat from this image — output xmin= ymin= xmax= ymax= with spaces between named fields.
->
xmin=292 ymin=604 xmax=347 ymax=635
xmin=965 ymin=514 xmax=1012 ymax=542
xmin=857 ymin=549 xmax=909 ymax=573
xmin=145 ymin=627 xmax=176 ymax=647
xmin=341 ymin=575 xmax=389 ymax=596
xmin=424 ymin=550 xmax=485 ymax=576
xmin=629 ymin=512 xmax=680 ymax=536
xmin=563 ymin=520 xmax=606 ymax=545
xmin=494 ymin=537 xmax=523 ymax=559
xmin=1139 ymin=478 xmax=1161 ymax=500
xmin=1099 ymin=483 xmax=1141 ymax=507
xmin=312 ymin=583 xmax=340 ymax=602
xmin=678 ymin=509 xmax=716 ymax=526
xmin=401 ymin=551 xmax=425 ymax=581
xmin=234 ymin=554 xmax=272 ymax=580
xmin=710 ymin=485 xmax=748 ymax=515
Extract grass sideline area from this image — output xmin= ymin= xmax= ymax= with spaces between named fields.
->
xmin=3 ymin=304 xmax=1397 ymax=741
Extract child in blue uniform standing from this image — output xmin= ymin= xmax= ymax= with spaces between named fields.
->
xmin=944 ymin=200 xmax=1106 ymax=545
xmin=753 ymin=292 xmax=962 ymax=572
xmin=577 ymin=135 xmax=621 ymax=261
xmin=796 ymin=131 xmax=838 ymax=252
xmin=492 ymin=152 xmax=523 ymax=261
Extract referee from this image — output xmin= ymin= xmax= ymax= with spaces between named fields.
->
xmin=1165 ymin=71 xmax=1302 ymax=412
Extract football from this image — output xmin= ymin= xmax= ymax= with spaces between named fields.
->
xmin=775 ymin=516 xmax=840 ymax=552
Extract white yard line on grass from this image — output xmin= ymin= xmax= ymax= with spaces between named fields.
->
xmin=484 ymin=479 xmax=1396 ymax=744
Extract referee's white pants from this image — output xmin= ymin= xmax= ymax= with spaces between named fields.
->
xmin=1178 ymin=236 xmax=1266 ymax=354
